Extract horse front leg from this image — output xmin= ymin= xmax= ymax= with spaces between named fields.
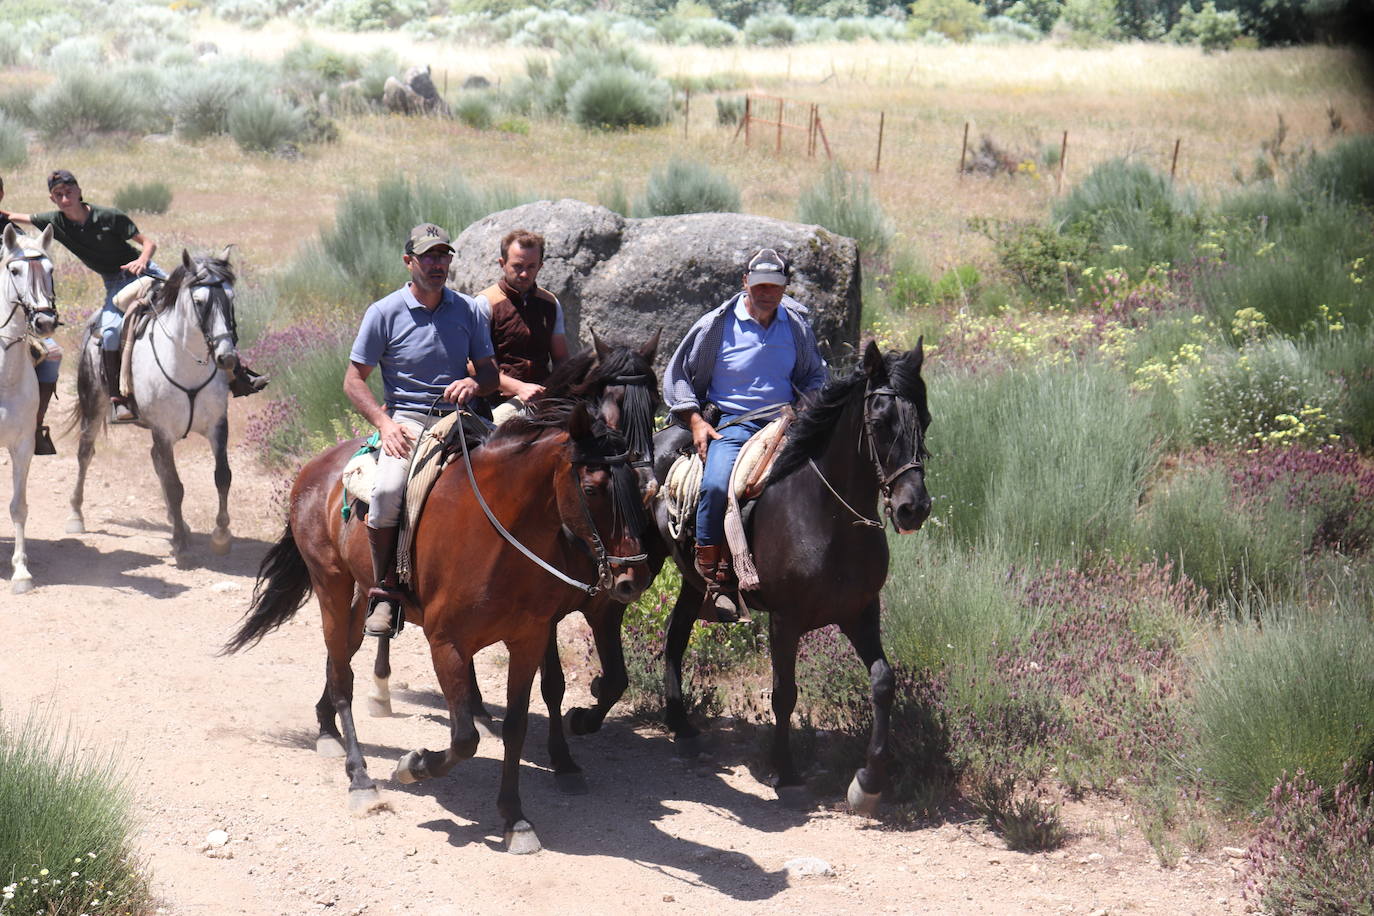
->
xmin=566 ymin=599 xmax=628 ymax=736
xmin=539 ymin=617 xmax=586 ymax=794
xmin=7 ymin=445 xmax=33 ymax=593
xmin=368 ymin=636 xmax=392 ymax=717
xmin=663 ymin=584 xmax=704 ymax=749
xmin=149 ymin=432 xmax=190 ymax=563
xmin=393 ymin=640 xmax=480 ymax=785
xmin=208 ymin=415 xmax=232 ymax=556
xmin=498 ymin=635 xmax=543 ymax=854
xmin=767 ymin=614 xmax=806 ymax=806
xmin=840 ymin=599 xmax=894 ymax=818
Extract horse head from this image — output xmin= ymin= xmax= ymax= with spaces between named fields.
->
xmin=585 ymin=326 xmax=662 ymax=501
xmin=180 ymin=247 xmax=238 ymax=371
xmin=861 ymin=337 xmax=932 ymax=534
xmin=1 ymin=223 xmax=57 ymax=337
xmin=560 ymin=402 xmax=652 ymax=603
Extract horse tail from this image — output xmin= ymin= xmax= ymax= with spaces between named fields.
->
xmin=221 ymin=524 xmax=313 ymax=654
xmin=65 ymin=333 xmax=108 ymax=438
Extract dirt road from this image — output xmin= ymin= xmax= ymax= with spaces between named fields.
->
xmin=2 ymin=417 xmax=1245 ymax=915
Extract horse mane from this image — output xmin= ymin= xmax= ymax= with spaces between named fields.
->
xmin=155 ymin=255 xmax=236 ymax=312
xmin=770 ymin=348 xmax=929 ymax=483
xmin=541 ymin=339 xmax=661 ymax=460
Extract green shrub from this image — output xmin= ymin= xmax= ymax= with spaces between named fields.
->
xmin=637 ymin=157 xmax=740 ymax=216
xmin=979 ymin=219 xmax=1086 ymax=298
xmin=566 ymin=66 xmax=670 ymax=131
xmin=1192 ymin=605 xmax=1374 ymax=813
xmin=1053 ymin=158 xmax=1198 ymax=272
xmin=453 ymin=93 xmax=495 ymax=130
xmin=0 ymin=705 xmax=152 ymax=915
xmin=907 ymin=0 xmax=985 ymax=39
xmin=1314 ymin=322 xmax=1374 ymax=448
xmin=31 ymin=69 xmax=152 ymax=144
xmin=334 ymin=0 xmax=428 ymax=30
xmin=934 ymin=264 xmax=981 ymax=304
xmin=46 ymin=35 xmax=104 ymax=69
xmin=1168 ymin=1 xmax=1242 ymax=50
xmin=1006 ymin=0 xmax=1063 ymax=32
xmin=0 ymin=111 xmax=26 ymax=169
xmin=796 ymin=163 xmax=892 ymax=259
xmin=0 ymin=86 xmax=34 ymax=127
xmin=1292 ymin=134 xmax=1374 ymax=210
xmin=1058 ymin=0 xmax=1116 ymax=38
xmin=715 ymin=95 xmax=744 ymax=126
xmin=112 ymin=181 xmax=172 ymax=215
xmin=544 ymin=44 xmax=655 ymax=115
xmin=227 ymin=92 xmax=306 ymax=154
xmin=743 ymin=11 xmax=798 ymax=44
xmin=679 ymin=16 xmax=741 ymax=45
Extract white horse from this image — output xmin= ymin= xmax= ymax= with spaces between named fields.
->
xmin=68 ymin=249 xmax=240 ymax=564
xmin=0 ymin=224 xmax=57 ymax=593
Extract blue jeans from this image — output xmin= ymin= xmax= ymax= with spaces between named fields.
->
xmin=99 ymin=263 xmax=166 ymax=351
xmin=695 ymin=416 xmax=765 ymax=547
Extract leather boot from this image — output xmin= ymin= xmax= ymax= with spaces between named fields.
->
xmin=229 ymin=363 xmax=269 ymax=397
xmin=102 ymin=349 xmax=136 ymax=422
xmin=364 ymin=525 xmax=404 ymax=637
xmin=34 ymin=381 xmax=56 ymax=456
xmin=694 ymin=544 xmax=742 ymax=624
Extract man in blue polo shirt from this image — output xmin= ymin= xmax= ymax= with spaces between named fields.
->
xmin=346 ymin=222 xmax=499 ymax=636
xmin=663 ymin=247 xmax=828 ymax=621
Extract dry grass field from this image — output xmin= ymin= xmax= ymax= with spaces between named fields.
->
xmin=4 ymin=31 xmax=1370 ymax=294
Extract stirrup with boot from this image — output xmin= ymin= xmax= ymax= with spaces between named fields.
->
xmin=694 ymin=543 xmax=743 ymax=624
xmin=229 ymin=363 xmax=269 ymax=398
xmin=364 ymin=524 xmax=405 ymax=637
xmin=101 ymin=349 xmax=137 ymax=423
xmin=34 ymin=381 xmax=56 ymax=456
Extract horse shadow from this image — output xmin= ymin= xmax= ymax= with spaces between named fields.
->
xmin=1 ymin=537 xmax=189 ymax=597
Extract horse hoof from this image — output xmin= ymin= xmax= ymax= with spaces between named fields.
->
xmin=65 ymin=518 xmax=85 ymax=534
xmin=316 ymin=735 xmax=346 ymax=758
xmin=348 ymin=786 xmax=387 ymax=816
xmin=777 ymin=784 xmax=811 ymax=810
xmin=367 ymin=696 xmax=392 ymax=718
xmin=847 ymin=773 xmax=881 ymax=818
xmin=555 ymin=771 xmax=588 ymax=795
xmin=392 ymin=750 xmax=422 ymax=784
xmin=10 ymin=577 xmax=34 ymax=595
xmin=210 ymin=532 xmax=231 ymax=556
xmin=172 ymin=550 xmax=191 ymax=569
xmin=563 ymin=708 xmax=596 ymax=737
xmin=505 ymin=820 xmax=542 ymax=855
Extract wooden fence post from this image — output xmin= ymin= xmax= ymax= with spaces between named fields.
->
xmin=775 ymin=97 xmax=784 ymax=156
xmin=958 ymin=121 xmax=969 ymax=177
xmin=1170 ymin=137 xmax=1181 ymax=183
xmin=744 ymin=95 xmax=752 ymax=147
xmin=1056 ymin=130 xmax=1068 ymax=194
xmin=875 ymin=111 xmax=885 ymax=173
xmin=683 ymin=88 xmax=690 ymax=140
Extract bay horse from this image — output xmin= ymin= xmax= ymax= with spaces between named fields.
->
xmin=657 ymin=339 xmax=931 ymax=814
xmin=224 ymin=402 xmax=652 ymax=853
xmin=0 ymin=224 xmax=57 ymax=593
xmin=68 ymin=250 xmax=241 ymax=563
xmin=365 ymin=329 xmax=661 ymax=793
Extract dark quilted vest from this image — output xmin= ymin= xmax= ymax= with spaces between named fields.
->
xmin=481 ymin=283 xmax=558 ymax=384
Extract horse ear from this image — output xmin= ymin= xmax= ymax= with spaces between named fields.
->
xmin=862 ymin=339 xmax=887 ymax=381
xmin=219 ymin=244 xmax=235 ymax=263
xmin=591 ymin=327 xmax=609 ymax=362
xmin=567 ymin=401 xmax=593 ymax=440
xmin=909 ymin=335 xmax=925 ymax=369
xmin=181 ymin=249 xmax=194 ymax=271
xmin=39 ymin=224 xmax=54 ymax=254
xmin=1 ymin=222 xmax=16 ymax=252
xmin=639 ymin=326 xmax=661 ymax=362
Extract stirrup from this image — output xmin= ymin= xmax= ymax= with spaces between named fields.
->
xmin=698 ymin=583 xmax=745 ymax=624
xmin=230 ymin=367 xmax=269 ymax=397
xmin=34 ymin=425 xmax=56 ymax=456
xmin=364 ymin=588 xmax=404 ymax=638
xmin=109 ymin=398 xmax=138 ymax=424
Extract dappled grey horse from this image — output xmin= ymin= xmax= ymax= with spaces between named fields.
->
xmin=68 ymin=249 xmax=240 ymax=563
xmin=0 ymin=224 xmax=56 ymax=592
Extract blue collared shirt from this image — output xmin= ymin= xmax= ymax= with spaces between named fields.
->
xmin=349 ymin=284 xmax=495 ymax=414
xmin=707 ymin=296 xmax=797 ymax=415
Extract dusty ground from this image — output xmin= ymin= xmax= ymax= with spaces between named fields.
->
xmin=2 ymin=407 xmax=1249 ymax=916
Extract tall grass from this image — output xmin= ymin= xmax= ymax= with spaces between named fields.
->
xmin=637 ymin=157 xmax=741 ymax=216
xmin=227 ymin=92 xmax=305 ymax=154
xmin=796 ymin=163 xmax=892 ymax=260
xmin=1053 ymin=158 xmax=1200 ymax=274
xmin=113 ymin=181 xmax=172 ymax=215
xmin=1191 ymin=602 xmax=1374 ymax=813
xmin=0 ymin=705 xmax=152 ymax=915
xmin=0 ymin=111 xmax=26 ymax=169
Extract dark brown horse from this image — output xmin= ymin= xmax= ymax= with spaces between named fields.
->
xmin=224 ymin=403 xmax=651 ymax=853
xmin=654 ymin=340 xmax=932 ymax=813
xmin=365 ymin=331 xmax=662 ymax=793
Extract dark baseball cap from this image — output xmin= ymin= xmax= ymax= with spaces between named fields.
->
xmin=405 ymin=223 xmax=453 ymax=256
xmin=47 ymin=169 xmax=79 ymax=190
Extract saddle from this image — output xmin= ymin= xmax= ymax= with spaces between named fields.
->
xmin=340 ymin=411 xmax=493 ymax=585
xmin=114 ymin=276 xmax=162 ymax=396
xmin=660 ymin=412 xmax=792 ymax=591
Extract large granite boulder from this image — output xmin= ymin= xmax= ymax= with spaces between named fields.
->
xmin=447 ymin=199 xmax=862 ymax=367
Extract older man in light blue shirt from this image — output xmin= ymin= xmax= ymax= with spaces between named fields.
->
xmin=662 ymin=248 xmax=827 ymax=620
xmin=345 ymin=222 xmax=499 ymax=636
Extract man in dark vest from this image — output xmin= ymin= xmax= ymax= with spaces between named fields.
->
xmin=471 ymin=229 xmax=568 ymax=422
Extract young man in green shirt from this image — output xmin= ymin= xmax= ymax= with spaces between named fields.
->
xmin=1 ymin=169 xmax=265 ymax=422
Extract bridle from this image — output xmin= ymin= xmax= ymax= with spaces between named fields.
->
xmin=599 ymin=371 xmax=656 ymax=470
xmin=0 ymin=248 xmax=58 ymax=352
xmin=148 ymin=272 xmax=238 ymax=438
xmin=810 ymin=380 xmax=927 ymax=530
xmin=453 ymin=411 xmax=647 ymax=596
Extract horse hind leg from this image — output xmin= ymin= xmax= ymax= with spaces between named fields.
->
xmin=539 ymin=618 xmax=587 ymax=795
xmin=66 ymin=342 xmax=103 ymax=535
xmin=208 ymin=415 xmax=232 ymax=555
xmin=840 ymin=600 xmax=894 ymax=818
xmin=368 ymin=636 xmax=393 ymax=718
xmin=393 ymin=640 xmax=480 ymax=785
xmin=766 ymin=615 xmax=808 ymax=808
xmin=8 ymin=446 xmax=33 ymax=593
xmin=149 ymin=432 xmax=191 ymax=563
